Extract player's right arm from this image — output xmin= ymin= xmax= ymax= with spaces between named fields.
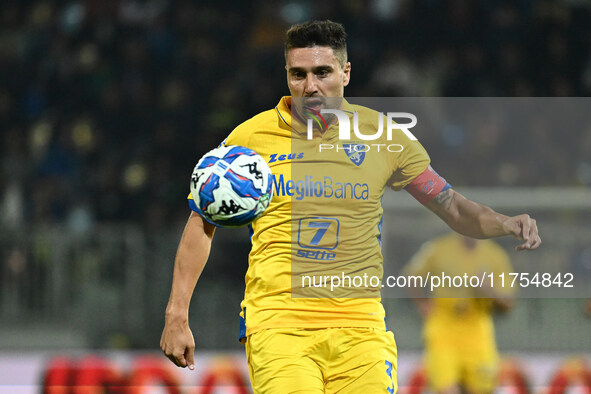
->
xmin=161 ymin=211 xmax=216 ymax=369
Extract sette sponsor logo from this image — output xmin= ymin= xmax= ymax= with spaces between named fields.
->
xmin=269 ymin=152 xmax=304 ymax=163
xmin=296 ymin=249 xmax=336 ymax=260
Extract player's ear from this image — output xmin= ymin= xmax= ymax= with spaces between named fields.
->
xmin=343 ymin=62 xmax=351 ymax=87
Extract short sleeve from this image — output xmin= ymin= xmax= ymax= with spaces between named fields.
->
xmin=387 ymin=138 xmax=430 ymax=191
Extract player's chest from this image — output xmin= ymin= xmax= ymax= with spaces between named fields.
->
xmin=258 ymin=142 xmax=389 ymax=205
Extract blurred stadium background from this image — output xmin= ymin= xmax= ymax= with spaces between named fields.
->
xmin=1 ymin=0 xmax=590 ymax=392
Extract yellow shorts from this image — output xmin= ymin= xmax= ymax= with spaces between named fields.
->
xmin=245 ymin=327 xmax=398 ymax=394
xmin=425 ymin=341 xmax=499 ymax=392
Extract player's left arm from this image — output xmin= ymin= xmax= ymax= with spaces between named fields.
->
xmin=404 ymin=165 xmax=541 ymax=251
xmin=425 ymin=188 xmax=541 ymax=251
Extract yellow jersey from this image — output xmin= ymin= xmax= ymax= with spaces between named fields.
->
xmin=192 ymin=97 xmax=431 ymax=338
xmin=404 ymin=233 xmax=514 ymax=347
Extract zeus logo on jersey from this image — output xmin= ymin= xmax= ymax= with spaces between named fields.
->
xmin=272 ymin=174 xmax=369 ymax=200
xmin=269 ymin=152 xmax=304 ymax=163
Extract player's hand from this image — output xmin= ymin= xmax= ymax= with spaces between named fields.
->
xmin=501 ymin=214 xmax=541 ymax=251
xmin=160 ymin=314 xmax=195 ymax=370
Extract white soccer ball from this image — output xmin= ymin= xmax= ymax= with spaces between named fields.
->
xmin=189 ymin=145 xmax=273 ymax=227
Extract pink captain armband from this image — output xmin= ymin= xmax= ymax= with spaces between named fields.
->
xmin=405 ymin=165 xmax=452 ymax=205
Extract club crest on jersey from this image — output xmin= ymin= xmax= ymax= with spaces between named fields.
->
xmin=342 ymin=143 xmax=366 ymax=166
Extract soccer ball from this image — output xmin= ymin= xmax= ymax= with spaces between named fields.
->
xmin=189 ymin=145 xmax=273 ymax=227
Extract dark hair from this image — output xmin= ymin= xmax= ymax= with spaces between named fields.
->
xmin=285 ymin=20 xmax=348 ymax=65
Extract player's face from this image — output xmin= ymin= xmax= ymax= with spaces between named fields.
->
xmin=286 ymin=46 xmax=351 ymax=120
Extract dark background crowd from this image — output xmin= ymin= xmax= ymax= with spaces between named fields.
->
xmin=1 ymin=0 xmax=591 ymax=232
xmin=1 ymin=0 xmax=591 ymax=352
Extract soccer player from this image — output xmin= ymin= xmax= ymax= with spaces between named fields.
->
xmin=404 ymin=234 xmax=515 ymax=393
xmin=160 ymin=20 xmax=541 ymax=393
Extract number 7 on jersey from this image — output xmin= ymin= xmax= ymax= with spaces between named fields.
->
xmin=297 ymin=217 xmax=340 ymax=250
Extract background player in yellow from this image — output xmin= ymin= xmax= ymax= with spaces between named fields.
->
xmin=160 ymin=20 xmax=541 ymax=393
xmin=404 ymin=233 xmax=516 ymax=393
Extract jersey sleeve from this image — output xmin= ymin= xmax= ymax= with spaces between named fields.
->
xmin=386 ymin=133 xmax=431 ymax=191
xmin=404 ymin=165 xmax=452 ymax=205
xmin=379 ymin=114 xmax=453 ymax=200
